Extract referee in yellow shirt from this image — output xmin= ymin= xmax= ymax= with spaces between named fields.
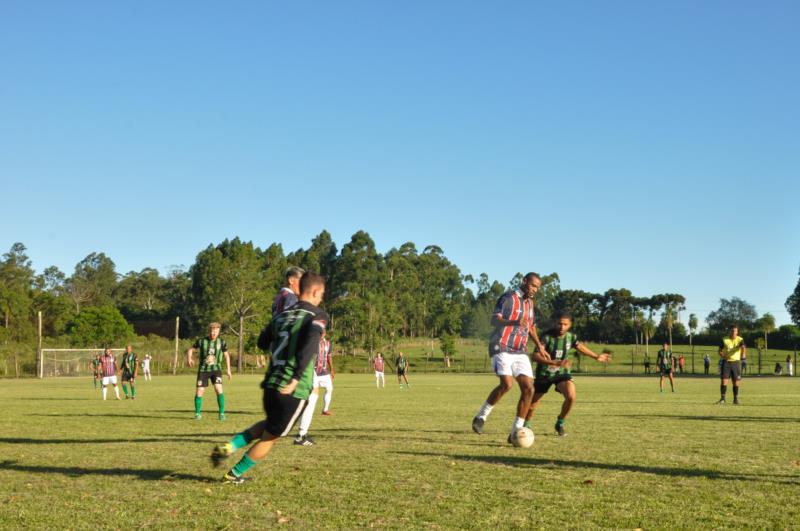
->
xmin=718 ymin=325 xmax=746 ymax=404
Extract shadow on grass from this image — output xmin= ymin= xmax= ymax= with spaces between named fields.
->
xmin=608 ymin=414 xmax=799 ymax=423
xmin=396 ymin=451 xmax=800 ymax=485
xmin=0 ymin=436 xmax=219 ymax=445
xmin=0 ymin=460 xmax=210 ymax=482
xmin=32 ymin=413 xmax=190 ymax=420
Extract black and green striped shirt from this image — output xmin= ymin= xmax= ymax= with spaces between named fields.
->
xmin=258 ymin=301 xmax=329 ymax=400
xmin=121 ymin=352 xmax=138 ymax=374
xmin=193 ymin=337 xmax=228 ymax=372
xmin=535 ymin=331 xmax=580 ymax=380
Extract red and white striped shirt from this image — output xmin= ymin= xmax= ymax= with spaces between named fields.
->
xmin=374 ymin=356 xmax=385 ymax=372
xmin=489 ymin=289 xmax=535 ymax=355
xmin=99 ymin=354 xmax=117 ymax=377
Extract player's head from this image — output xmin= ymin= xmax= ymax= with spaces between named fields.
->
xmin=377 ymin=353 xmax=382 ymax=358
xmin=554 ymin=312 xmax=572 ymax=335
xmin=126 ymin=344 xmax=132 ymax=353
xmin=729 ymin=324 xmax=739 ymax=337
xmin=299 ymin=272 xmax=325 ymax=306
xmin=209 ymin=322 xmax=221 ymax=339
xmin=103 ymin=346 xmax=111 ymax=356
xmin=285 ymin=266 xmax=305 ymax=292
xmin=520 ymin=272 xmax=541 ymax=298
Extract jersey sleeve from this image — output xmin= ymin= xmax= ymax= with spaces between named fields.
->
xmin=221 ymin=339 xmax=228 ymax=352
xmin=290 ymin=311 xmax=328 ymax=380
xmin=192 ymin=339 xmax=200 ymax=349
xmin=257 ymin=321 xmax=274 ymax=351
xmin=493 ymin=293 xmax=511 ymax=319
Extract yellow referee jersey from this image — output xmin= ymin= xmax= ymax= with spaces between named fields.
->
xmin=720 ymin=336 xmax=745 ymax=361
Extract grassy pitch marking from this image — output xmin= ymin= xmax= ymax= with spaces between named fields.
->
xmin=0 ymin=374 xmax=798 ymax=528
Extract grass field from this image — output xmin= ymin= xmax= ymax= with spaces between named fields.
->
xmin=1 ymin=373 xmax=799 ymax=529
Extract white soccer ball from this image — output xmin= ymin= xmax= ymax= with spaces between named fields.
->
xmin=512 ymin=427 xmax=535 ymax=448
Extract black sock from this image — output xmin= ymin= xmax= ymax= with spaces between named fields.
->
xmin=720 ymin=384 xmax=727 ymax=399
xmin=733 ymin=386 xmax=739 ymax=399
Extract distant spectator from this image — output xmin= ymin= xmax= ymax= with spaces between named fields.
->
xmin=643 ymin=357 xmax=651 ymax=374
xmin=741 ymin=351 xmax=748 ymax=375
xmin=703 ymin=354 xmax=710 ymax=375
xmin=786 ymin=355 xmax=794 ymax=377
xmin=678 ymin=354 xmax=685 ymax=374
xmin=774 ymin=362 xmax=783 ymax=375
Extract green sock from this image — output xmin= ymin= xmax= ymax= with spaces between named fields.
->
xmin=131 ymin=384 xmax=136 ymax=397
xmin=231 ymin=430 xmax=254 ymax=451
xmin=195 ymin=396 xmax=203 ymax=415
xmin=230 ymin=454 xmax=257 ymax=478
xmin=217 ymin=393 xmax=225 ymax=415
xmin=556 ymin=417 xmax=565 ymax=426
xmin=122 ymin=384 xmax=129 ymax=397
xmin=523 ymin=420 xmax=532 ymax=429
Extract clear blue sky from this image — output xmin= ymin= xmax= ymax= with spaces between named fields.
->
xmin=2 ymin=1 xmax=798 ymax=327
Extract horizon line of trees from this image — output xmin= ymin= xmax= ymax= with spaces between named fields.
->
xmin=2 ymin=232 xmax=799 ymax=358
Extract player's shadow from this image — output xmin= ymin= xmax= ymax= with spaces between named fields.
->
xmin=396 ymin=451 xmax=800 ymax=485
xmin=0 ymin=436 xmax=218 ymax=445
xmin=0 ymin=460 xmax=210 ymax=482
xmin=32 ymin=413 xmax=189 ymax=420
xmin=609 ymin=414 xmax=799 ymax=423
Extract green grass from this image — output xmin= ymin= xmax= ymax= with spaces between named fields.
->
xmin=1 ymin=373 xmax=799 ymax=528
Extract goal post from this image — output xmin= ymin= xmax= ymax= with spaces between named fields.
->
xmin=40 ymin=348 xmax=125 ymax=378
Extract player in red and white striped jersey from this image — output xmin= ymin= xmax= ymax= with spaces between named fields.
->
xmin=373 ymin=353 xmax=385 ymax=388
xmin=472 ymin=273 xmax=551 ymax=443
xmin=98 ymin=347 xmax=121 ymax=400
xmin=294 ymin=329 xmax=335 ymax=446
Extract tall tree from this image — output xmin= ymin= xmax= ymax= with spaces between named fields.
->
xmin=706 ymin=297 xmax=758 ymax=332
xmin=0 ymin=243 xmax=34 ymax=339
xmin=66 ymin=253 xmax=118 ymax=311
xmin=755 ymin=312 xmax=776 ymax=359
xmin=786 ymin=265 xmax=800 ymax=325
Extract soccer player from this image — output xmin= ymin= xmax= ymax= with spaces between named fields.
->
xmin=656 ymin=342 xmax=676 ymax=393
xmin=272 ymin=266 xmax=305 ymax=316
xmin=120 ymin=344 xmax=138 ymax=399
xmin=98 ymin=347 xmax=121 ymax=400
xmin=472 ymin=272 xmax=547 ymax=442
xmin=396 ymin=352 xmax=410 ymax=388
xmin=142 ymin=354 xmax=152 ymax=381
xmin=210 ymin=272 xmax=328 ymax=484
xmin=717 ymin=325 xmax=745 ymax=404
xmin=293 ymin=328 xmax=335 ymax=446
xmin=373 ymin=353 xmax=386 ymax=388
xmin=526 ymin=312 xmax=611 ymax=436
xmin=91 ymin=353 xmax=101 ymax=389
xmin=187 ymin=322 xmax=232 ymax=420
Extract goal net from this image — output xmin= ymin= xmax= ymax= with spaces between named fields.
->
xmin=40 ymin=348 xmax=125 ymax=377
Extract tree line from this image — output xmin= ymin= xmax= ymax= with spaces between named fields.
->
xmin=1 ymin=232 xmax=799 ymax=355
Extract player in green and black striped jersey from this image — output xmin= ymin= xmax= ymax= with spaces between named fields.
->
xmin=527 ymin=312 xmax=611 ymax=436
xmin=187 ymin=323 xmax=231 ymax=420
xmin=120 ymin=344 xmax=138 ymax=399
xmin=656 ymin=342 xmax=676 ymax=393
xmin=91 ymin=354 xmax=101 ymax=389
xmin=210 ymin=272 xmax=329 ymax=484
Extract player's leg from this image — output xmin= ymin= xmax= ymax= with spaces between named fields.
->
xmin=213 ymin=377 xmax=225 ymax=419
xmin=111 ymin=376 xmax=120 ymax=399
xmin=508 ymin=372 xmax=533 ymax=440
xmin=659 ymin=373 xmax=665 ymax=392
xmin=101 ymin=376 xmax=108 ymax=400
xmin=121 ymin=373 xmax=130 ymax=398
xmin=321 ymin=377 xmax=333 ymax=414
xmin=403 ymin=373 xmax=410 ymax=387
xmin=731 ymin=362 xmax=742 ymax=404
xmin=195 ymin=375 xmax=207 ymax=418
xmin=719 ymin=374 xmax=729 ymax=404
xmin=668 ymin=372 xmax=675 ymax=392
xmin=130 ymin=376 xmax=136 ymax=398
xmin=472 ymin=356 xmax=514 ymax=434
xmin=375 ymin=371 xmax=380 ymax=388
xmin=524 ymin=388 xmax=547 ymax=429
xmin=295 ymin=387 xmax=319 ymax=445
xmin=554 ymin=380 xmax=576 ymax=436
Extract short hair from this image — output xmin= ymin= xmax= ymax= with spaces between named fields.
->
xmin=555 ymin=311 xmax=573 ymax=321
xmin=299 ymin=271 xmax=325 ymax=294
xmin=730 ymin=324 xmax=739 ymax=330
xmin=285 ymin=266 xmax=305 ymax=281
xmin=208 ymin=322 xmax=222 ymax=330
xmin=523 ymin=272 xmax=541 ymax=282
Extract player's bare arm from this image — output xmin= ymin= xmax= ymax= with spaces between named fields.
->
xmin=224 ymin=350 xmax=232 ymax=380
xmin=279 ymin=378 xmax=299 ymax=395
xmin=576 ymin=343 xmax=611 ymax=363
xmin=186 ymin=348 xmax=195 ymax=367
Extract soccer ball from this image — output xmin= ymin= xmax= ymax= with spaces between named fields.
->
xmin=511 ymin=427 xmax=535 ymax=448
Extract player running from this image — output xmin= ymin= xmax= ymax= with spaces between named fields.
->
xmin=98 ymin=347 xmax=121 ymax=400
xmin=209 ymin=272 xmax=328 ymax=484
xmin=373 ymin=353 xmax=386 ymax=388
xmin=294 ymin=328 xmax=335 ymax=446
xmin=396 ymin=352 xmax=410 ymax=388
xmin=120 ymin=344 xmax=138 ymax=399
xmin=717 ymin=325 xmax=746 ymax=404
xmin=472 ymin=273 xmax=548 ymax=442
xmin=526 ymin=312 xmax=611 ymax=436
xmin=187 ymin=322 xmax=232 ymax=420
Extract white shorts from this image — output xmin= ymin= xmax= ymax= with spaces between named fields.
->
xmin=492 ymin=352 xmax=533 ymax=378
xmin=101 ymin=375 xmax=118 ymax=386
xmin=375 ymin=371 xmax=384 ymax=378
xmin=313 ymin=374 xmax=333 ymax=390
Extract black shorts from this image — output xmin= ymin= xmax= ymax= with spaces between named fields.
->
xmin=721 ymin=361 xmax=742 ymax=381
xmin=534 ymin=374 xmax=573 ymax=394
xmin=397 ymin=367 xmax=406 ymax=376
xmin=122 ymin=371 xmax=135 ymax=382
xmin=659 ymin=367 xmax=673 ymax=376
xmin=262 ymin=387 xmax=308 ymax=437
xmin=197 ymin=371 xmax=223 ymax=387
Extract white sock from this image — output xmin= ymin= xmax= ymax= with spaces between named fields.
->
xmin=102 ymin=387 xmax=107 ymax=400
xmin=298 ymin=392 xmax=318 ymax=436
xmin=114 ymin=386 xmax=120 ymax=398
xmin=511 ymin=416 xmax=524 ymax=433
xmin=477 ymin=402 xmax=493 ymax=420
xmin=322 ymin=389 xmax=332 ymax=412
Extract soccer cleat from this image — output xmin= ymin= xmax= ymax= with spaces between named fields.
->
xmin=195 ymin=414 xmax=202 ymax=420
xmin=555 ymin=421 xmax=566 ymax=437
xmin=715 ymin=399 xmax=726 ymax=405
xmin=218 ymin=413 xmax=226 ymax=421
xmin=222 ymin=472 xmax=252 ymax=484
xmin=471 ymin=416 xmax=485 ymax=435
xmin=294 ymin=434 xmax=316 ymax=446
xmin=733 ymin=398 xmax=740 ymax=405
xmin=210 ymin=443 xmax=234 ymax=468
xmin=321 ymin=410 xmax=333 ymax=416
xmin=507 ymin=432 xmax=514 ymax=445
